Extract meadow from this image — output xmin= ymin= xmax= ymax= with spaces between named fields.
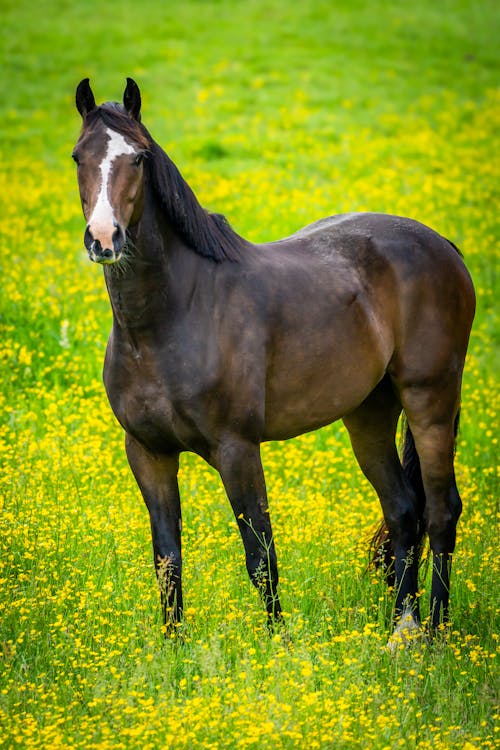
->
xmin=0 ymin=1 xmax=499 ymax=747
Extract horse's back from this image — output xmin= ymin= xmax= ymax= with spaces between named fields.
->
xmin=260 ymin=211 xmax=474 ymax=336
xmin=281 ymin=212 xmax=467 ymax=270
xmin=269 ymin=211 xmax=475 ymax=343
xmin=255 ymin=212 xmax=474 ymax=440
xmin=299 ymin=213 xmax=477 ymax=392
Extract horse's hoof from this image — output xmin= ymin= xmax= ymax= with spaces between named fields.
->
xmin=386 ymin=612 xmax=423 ymax=652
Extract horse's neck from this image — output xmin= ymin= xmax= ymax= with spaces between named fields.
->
xmin=104 ymin=260 xmax=163 ymax=333
xmin=103 ymin=208 xmax=203 ymax=335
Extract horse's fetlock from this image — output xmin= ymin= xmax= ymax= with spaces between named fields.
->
xmin=156 ymin=553 xmax=181 ymax=597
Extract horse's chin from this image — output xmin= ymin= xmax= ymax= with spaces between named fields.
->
xmin=87 ymin=246 xmax=123 ymax=265
xmin=95 ymin=254 xmax=122 ymax=265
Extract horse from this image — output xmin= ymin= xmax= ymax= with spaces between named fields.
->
xmin=73 ymin=78 xmax=475 ymax=639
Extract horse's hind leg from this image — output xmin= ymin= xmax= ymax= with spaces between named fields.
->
xmin=399 ymin=383 xmax=462 ymax=629
xmin=343 ymin=377 xmax=421 ymax=626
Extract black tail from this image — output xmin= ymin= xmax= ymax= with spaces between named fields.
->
xmin=370 ymin=412 xmax=460 ymax=584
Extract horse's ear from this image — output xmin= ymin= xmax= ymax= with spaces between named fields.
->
xmin=123 ymin=77 xmax=141 ymax=121
xmin=76 ymin=78 xmax=96 ymax=119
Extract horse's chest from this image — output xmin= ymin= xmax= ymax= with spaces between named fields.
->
xmin=104 ymin=349 xmax=191 ymax=452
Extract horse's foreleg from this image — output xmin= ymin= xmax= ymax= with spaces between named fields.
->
xmin=125 ymin=435 xmax=183 ymax=627
xmin=216 ymin=438 xmax=282 ymax=625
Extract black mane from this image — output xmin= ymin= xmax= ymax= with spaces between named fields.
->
xmin=84 ymin=103 xmax=246 ymax=262
xmin=145 ymin=139 xmax=247 ymax=262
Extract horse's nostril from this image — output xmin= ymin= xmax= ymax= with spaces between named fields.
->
xmin=112 ymin=226 xmax=125 ymax=253
xmin=84 ymin=226 xmax=93 ymax=248
xmin=102 ymin=248 xmax=113 ymax=259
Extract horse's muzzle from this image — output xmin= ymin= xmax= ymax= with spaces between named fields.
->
xmin=84 ymin=224 xmax=125 ymax=264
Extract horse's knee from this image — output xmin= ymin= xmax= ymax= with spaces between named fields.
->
xmin=384 ymin=497 xmax=419 ymax=549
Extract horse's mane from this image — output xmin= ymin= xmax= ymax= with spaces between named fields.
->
xmin=83 ymin=103 xmax=246 ymax=262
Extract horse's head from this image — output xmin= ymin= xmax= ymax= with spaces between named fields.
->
xmin=74 ymin=78 xmax=149 ymax=264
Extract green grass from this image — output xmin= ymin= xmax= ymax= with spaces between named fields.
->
xmin=0 ymin=1 xmax=499 ymax=748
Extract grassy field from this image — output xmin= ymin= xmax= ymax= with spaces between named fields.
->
xmin=1 ymin=1 xmax=499 ymax=748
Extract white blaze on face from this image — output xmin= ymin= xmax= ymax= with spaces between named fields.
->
xmin=88 ymin=127 xmax=135 ymax=247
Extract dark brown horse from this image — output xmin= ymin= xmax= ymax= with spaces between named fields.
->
xmin=73 ymin=78 xmax=475 ymax=639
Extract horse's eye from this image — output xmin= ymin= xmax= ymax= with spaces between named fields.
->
xmin=72 ymin=152 xmax=80 ymax=165
xmin=134 ymin=152 xmax=144 ymax=166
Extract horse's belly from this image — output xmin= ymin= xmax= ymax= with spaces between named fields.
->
xmin=263 ymin=321 xmax=391 ymax=440
xmin=263 ymin=369 xmax=381 ymax=440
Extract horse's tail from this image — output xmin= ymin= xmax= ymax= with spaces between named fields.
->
xmin=370 ymin=412 xmax=459 ymax=584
